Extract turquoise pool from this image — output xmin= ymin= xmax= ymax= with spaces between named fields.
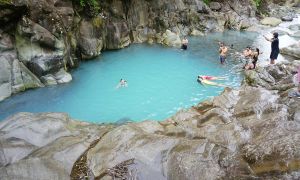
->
xmin=0 ymin=31 xmax=258 ymax=123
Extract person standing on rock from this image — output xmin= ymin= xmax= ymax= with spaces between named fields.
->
xmin=264 ymin=32 xmax=279 ymax=65
xmin=219 ymin=42 xmax=228 ymax=64
xmin=181 ymin=36 xmax=188 ymax=50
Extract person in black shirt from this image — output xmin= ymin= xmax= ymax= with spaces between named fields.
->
xmin=264 ymin=32 xmax=279 ymax=64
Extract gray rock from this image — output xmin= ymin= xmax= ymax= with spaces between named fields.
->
xmin=281 ymin=16 xmax=293 ymax=21
xmin=260 ymin=17 xmax=282 ymax=27
xmin=290 ymin=31 xmax=300 ymax=38
xmin=281 ymin=43 xmax=300 ymax=59
xmin=78 ymin=19 xmax=103 ymax=59
xmin=288 ymin=24 xmax=300 ymax=31
xmin=40 ymin=74 xmax=58 ymax=86
xmin=0 ymin=113 xmax=113 ymax=179
xmin=162 ymin=29 xmax=181 ymax=47
xmin=209 ymin=2 xmax=222 ymax=11
xmin=54 ymin=69 xmax=72 ymax=84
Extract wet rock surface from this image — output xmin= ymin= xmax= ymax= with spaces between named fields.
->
xmin=1 ymin=62 xmax=300 ymax=179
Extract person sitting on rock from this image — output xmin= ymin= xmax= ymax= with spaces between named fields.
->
xmin=244 ymin=48 xmax=261 ymax=70
xmin=181 ymin=36 xmax=188 ymax=50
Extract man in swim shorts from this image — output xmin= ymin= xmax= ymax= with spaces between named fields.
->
xmin=219 ymin=42 xmax=228 ymax=64
xmin=181 ymin=36 xmax=188 ymax=50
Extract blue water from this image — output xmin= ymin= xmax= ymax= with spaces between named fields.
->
xmin=0 ymin=31 xmax=258 ymax=123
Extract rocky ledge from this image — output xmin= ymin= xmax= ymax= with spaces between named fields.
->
xmin=1 ymin=60 xmax=300 ymax=179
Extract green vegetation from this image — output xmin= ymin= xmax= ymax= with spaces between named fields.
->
xmin=0 ymin=0 xmax=11 ymax=5
xmin=203 ymin=0 xmax=211 ymax=5
xmin=253 ymin=0 xmax=262 ymax=8
xmin=75 ymin=0 xmax=100 ymax=16
xmin=79 ymin=0 xmax=98 ymax=8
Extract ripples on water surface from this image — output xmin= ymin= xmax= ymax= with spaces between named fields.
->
xmin=0 ymin=31 xmax=258 ymax=123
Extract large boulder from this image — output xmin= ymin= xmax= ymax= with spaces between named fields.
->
xmin=0 ymin=113 xmax=113 ymax=179
xmin=105 ymin=21 xmax=131 ymax=50
xmin=78 ymin=18 xmax=103 ymax=59
xmin=281 ymin=42 xmax=300 ymax=59
xmin=0 ymin=33 xmax=44 ymax=102
xmin=209 ymin=2 xmax=222 ymax=11
xmin=162 ymin=29 xmax=182 ymax=47
xmin=260 ymin=17 xmax=282 ymax=26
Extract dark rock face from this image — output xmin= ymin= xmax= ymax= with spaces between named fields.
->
xmin=1 ymin=63 xmax=300 ymax=179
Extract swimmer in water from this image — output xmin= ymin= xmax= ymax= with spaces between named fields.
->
xmin=198 ymin=75 xmax=227 ymax=81
xmin=116 ymin=79 xmax=128 ymax=89
xmin=197 ymin=76 xmax=226 ymax=87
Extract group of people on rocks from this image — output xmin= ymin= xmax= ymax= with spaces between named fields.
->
xmin=179 ymin=32 xmax=282 ymax=87
xmin=181 ymin=32 xmax=280 ymax=67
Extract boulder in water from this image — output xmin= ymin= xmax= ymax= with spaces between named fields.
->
xmin=260 ymin=17 xmax=282 ymax=26
xmin=54 ymin=69 xmax=72 ymax=84
xmin=290 ymin=31 xmax=300 ymax=38
xmin=288 ymin=24 xmax=300 ymax=31
xmin=281 ymin=16 xmax=293 ymax=21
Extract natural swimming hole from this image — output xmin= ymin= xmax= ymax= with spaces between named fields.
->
xmin=0 ymin=31 xmax=258 ymax=123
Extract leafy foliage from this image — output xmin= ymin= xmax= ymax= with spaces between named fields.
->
xmin=203 ymin=0 xmax=211 ymax=5
xmin=79 ymin=0 xmax=98 ymax=8
xmin=253 ymin=0 xmax=262 ymax=8
xmin=75 ymin=0 xmax=100 ymax=16
xmin=0 ymin=0 xmax=11 ymax=5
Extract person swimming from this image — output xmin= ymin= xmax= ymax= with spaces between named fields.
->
xmin=198 ymin=75 xmax=227 ymax=80
xmin=197 ymin=76 xmax=226 ymax=87
xmin=219 ymin=42 xmax=228 ymax=64
xmin=181 ymin=36 xmax=188 ymax=50
xmin=116 ymin=79 xmax=128 ymax=88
